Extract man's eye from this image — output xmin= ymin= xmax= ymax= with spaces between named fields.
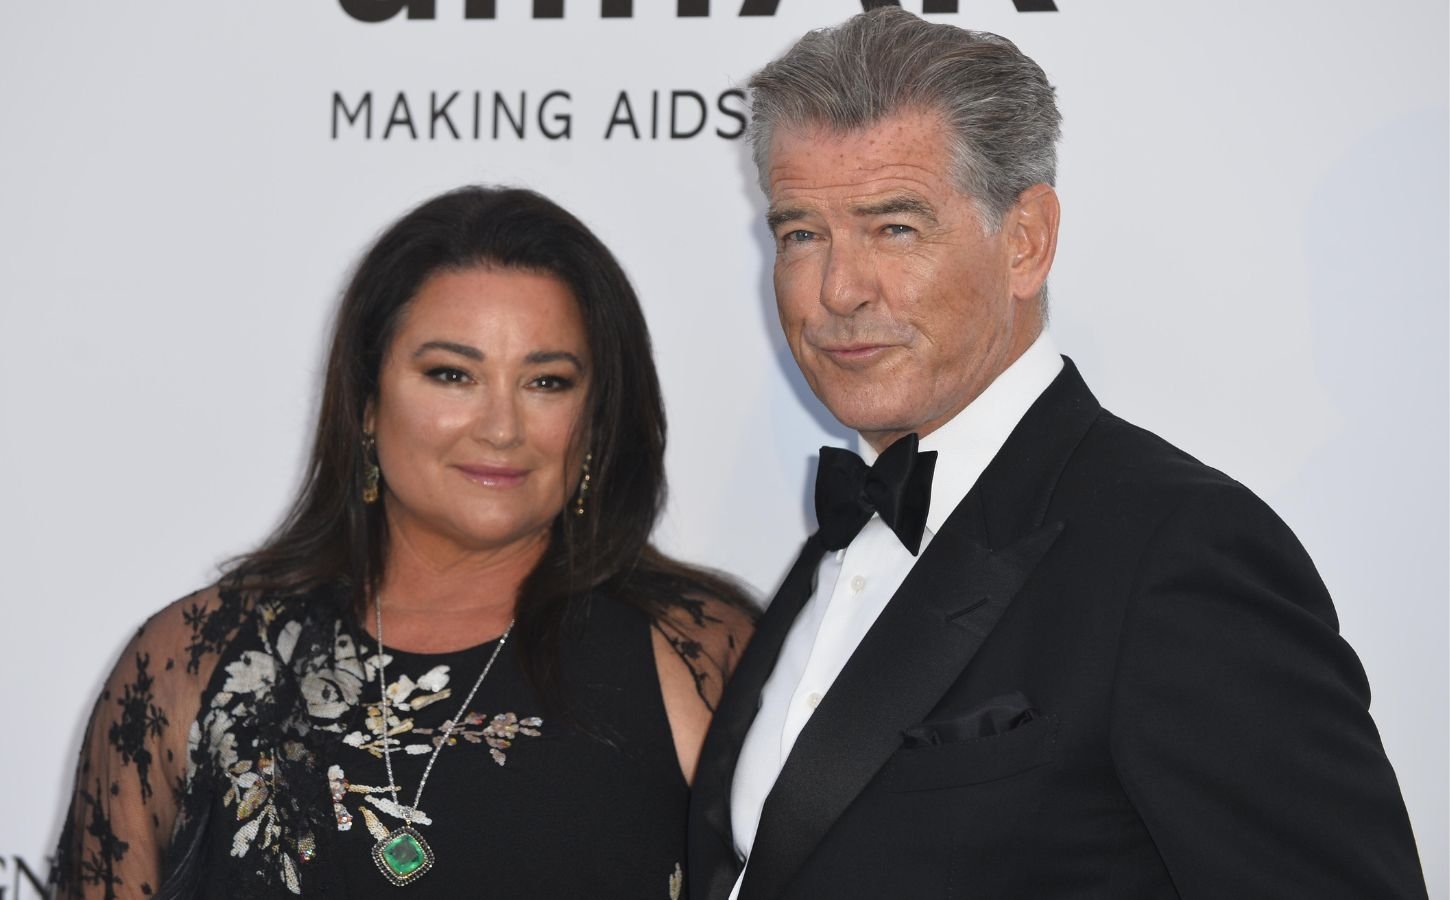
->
xmin=782 ymin=229 xmax=815 ymax=243
xmin=426 ymin=367 xmax=470 ymax=385
xmin=883 ymin=224 xmax=915 ymax=236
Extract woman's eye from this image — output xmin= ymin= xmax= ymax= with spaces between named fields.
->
xmin=531 ymin=374 xmax=575 ymax=391
xmin=425 ymin=367 xmax=471 ymax=385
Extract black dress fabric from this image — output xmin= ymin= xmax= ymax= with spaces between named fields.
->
xmin=53 ymin=584 xmax=692 ymax=900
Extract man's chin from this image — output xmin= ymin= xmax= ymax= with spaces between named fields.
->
xmin=820 ymin=404 xmax=915 ymax=443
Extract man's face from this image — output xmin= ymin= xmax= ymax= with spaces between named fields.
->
xmin=767 ymin=109 xmax=1049 ymax=452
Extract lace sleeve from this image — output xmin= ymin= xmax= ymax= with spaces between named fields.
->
xmin=653 ymin=595 xmax=756 ymax=714
xmin=651 ymin=593 xmax=755 ymax=784
xmin=51 ymin=588 xmax=230 ymax=900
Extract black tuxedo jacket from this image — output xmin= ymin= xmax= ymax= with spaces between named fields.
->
xmin=688 ymin=360 xmax=1425 ymax=899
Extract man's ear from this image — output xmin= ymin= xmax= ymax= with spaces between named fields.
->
xmin=1006 ymin=183 xmax=1060 ymax=303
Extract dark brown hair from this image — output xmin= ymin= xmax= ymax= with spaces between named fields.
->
xmin=225 ymin=185 xmax=749 ymax=698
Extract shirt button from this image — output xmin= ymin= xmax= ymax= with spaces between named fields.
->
xmin=850 ymin=574 xmax=867 ymax=593
xmin=806 ymin=692 xmax=823 ymax=708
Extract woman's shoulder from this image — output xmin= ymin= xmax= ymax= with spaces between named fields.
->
xmin=653 ymin=591 xmax=755 ymax=665
xmin=124 ymin=581 xmax=341 ymax=690
xmin=87 ymin=585 xmax=258 ymax=751
xmin=614 ymin=556 xmax=757 ymax=667
xmin=100 ymin=582 xmax=349 ymax=780
xmin=54 ymin=583 xmax=335 ymax=899
xmin=631 ymin=586 xmax=755 ymax=784
xmin=116 ymin=585 xmax=246 ymax=692
xmin=645 ymin=588 xmax=756 ymax=715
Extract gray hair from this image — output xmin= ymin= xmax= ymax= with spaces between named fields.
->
xmin=748 ymin=7 xmax=1061 ymax=231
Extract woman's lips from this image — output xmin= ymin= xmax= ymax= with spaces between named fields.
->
xmin=454 ymin=464 xmax=529 ymax=488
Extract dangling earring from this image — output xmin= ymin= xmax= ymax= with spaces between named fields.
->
xmin=574 ymin=452 xmax=593 ymax=517
xmin=362 ymin=434 xmax=380 ymax=504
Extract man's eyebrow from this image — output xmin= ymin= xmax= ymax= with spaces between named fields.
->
xmin=850 ymin=196 xmax=939 ymax=224
xmin=525 ymin=350 xmax=585 ymax=369
xmin=413 ymin=340 xmax=482 ymax=360
xmin=765 ymin=206 xmax=810 ymax=231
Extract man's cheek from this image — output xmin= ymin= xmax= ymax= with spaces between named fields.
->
xmin=775 ymin=288 xmax=815 ymax=332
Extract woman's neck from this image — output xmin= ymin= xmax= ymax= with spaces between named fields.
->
xmin=368 ymin=522 xmax=548 ymax=653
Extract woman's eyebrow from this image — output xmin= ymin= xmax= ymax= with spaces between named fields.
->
xmin=413 ymin=340 xmax=483 ymax=360
xmin=525 ymin=350 xmax=584 ymax=368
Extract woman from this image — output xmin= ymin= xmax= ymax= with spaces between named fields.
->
xmin=52 ymin=186 xmax=755 ymax=898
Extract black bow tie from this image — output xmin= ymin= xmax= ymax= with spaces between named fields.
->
xmin=814 ymin=433 xmax=937 ymax=556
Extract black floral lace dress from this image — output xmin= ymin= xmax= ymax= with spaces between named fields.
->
xmin=53 ymin=584 xmax=741 ymax=899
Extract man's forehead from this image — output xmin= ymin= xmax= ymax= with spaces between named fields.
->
xmin=765 ymin=156 xmax=952 ymax=220
xmin=766 ymin=111 xmax=955 ymax=199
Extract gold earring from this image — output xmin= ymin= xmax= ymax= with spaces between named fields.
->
xmin=362 ymin=434 xmax=380 ymax=504
xmin=574 ymin=452 xmax=592 ymax=517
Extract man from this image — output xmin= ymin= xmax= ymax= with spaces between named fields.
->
xmin=688 ymin=8 xmax=1426 ymax=899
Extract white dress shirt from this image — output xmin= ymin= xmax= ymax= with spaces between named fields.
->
xmin=727 ymin=333 xmax=1063 ymax=898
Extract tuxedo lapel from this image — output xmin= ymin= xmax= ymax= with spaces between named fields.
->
xmin=690 ymin=535 xmax=826 ymax=900
xmin=737 ymin=358 xmax=1102 ymax=900
xmin=739 ymin=513 xmax=1063 ymax=899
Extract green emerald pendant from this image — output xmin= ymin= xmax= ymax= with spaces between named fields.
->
xmin=372 ymin=826 xmax=435 ymax=886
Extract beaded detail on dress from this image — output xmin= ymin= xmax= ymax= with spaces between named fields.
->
xmin=52 ymin=585 xmax=746 ymax=899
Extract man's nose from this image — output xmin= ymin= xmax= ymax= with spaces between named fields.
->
xmin=818 ymin=243 xmax=875 ymax=315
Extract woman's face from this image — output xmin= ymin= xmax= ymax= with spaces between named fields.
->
xmin=367 ymin=266 xmax=591 ymax=556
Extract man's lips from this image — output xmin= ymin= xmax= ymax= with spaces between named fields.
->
xmin=816 ymin=343 xmax=895 ymax=366
xmin=454 ymin=464 xmax=530 ymax=487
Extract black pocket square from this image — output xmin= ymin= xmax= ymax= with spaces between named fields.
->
xmin=901 ymin=691 xmax=1039 ymax=748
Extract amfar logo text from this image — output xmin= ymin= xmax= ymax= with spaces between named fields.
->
xmin=340 ymin=1 xmax=1057 ymax=23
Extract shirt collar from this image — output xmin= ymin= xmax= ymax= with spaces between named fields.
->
xmin=858 ymin=331 xmax=1064 ymax=536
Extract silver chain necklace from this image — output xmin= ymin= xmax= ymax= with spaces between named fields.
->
xmin=369 ymin=597 xmax=514 ymax=887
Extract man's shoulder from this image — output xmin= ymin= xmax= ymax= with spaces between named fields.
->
xmin=1048 ymin=406 xmax=1316 ymax=587
xmin=1057 ymin=406 xmax=1278 ymax=529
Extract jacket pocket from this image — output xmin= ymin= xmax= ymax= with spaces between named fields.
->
xmin=877 ymin=713 xmax=1059 ymax=793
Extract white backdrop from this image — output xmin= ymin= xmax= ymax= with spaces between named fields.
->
xmin=2 ymin=1 xmax=1445 ymax=896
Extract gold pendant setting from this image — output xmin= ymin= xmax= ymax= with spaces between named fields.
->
xmin=371 ymin=825 xmax=435 ymax=886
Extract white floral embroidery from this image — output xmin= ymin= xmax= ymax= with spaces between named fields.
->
xmin=188 ymin=708 xmax=239 ymax=781
xmin=190 ymin=598 xmax=543 ymax=890
xmin=222 ymin=651 xmax=276 ymax=695
xmin=415 ymin=665 xmax=449 ymax=693
xmin=301 ymin=630 xmax=371 ymax=721
xmin=220 ymin=744 xmax=309 ymax=895
xmin=383 ymin=666 xmax=453 ymax=712
xmin=275 ymin=620 xmax=301 ymax=665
